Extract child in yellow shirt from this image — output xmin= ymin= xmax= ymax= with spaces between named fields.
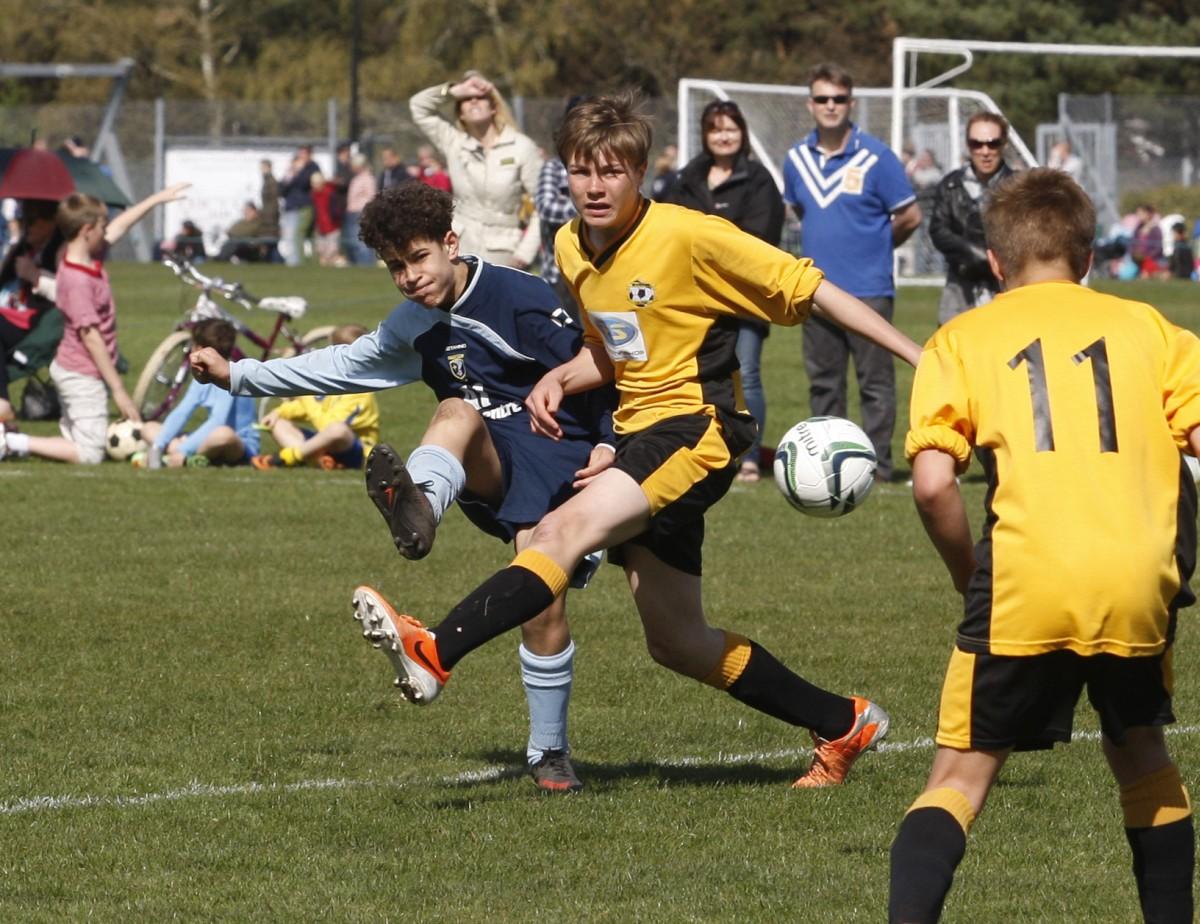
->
xmin=252 ymin=324 xmax=380 ymax=470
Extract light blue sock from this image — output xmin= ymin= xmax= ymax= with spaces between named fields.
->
xmin=404 ymin=445 xmax=466 ymax=524
xmin=520 ymin=640 xmax=574 ymax=765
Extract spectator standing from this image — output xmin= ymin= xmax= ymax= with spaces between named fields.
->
xmin=663 ymin=98 xmax=784 ymax=483
xmin=1129 ymin=203 xmax=1166 ymax=277
xmin=908 ymin=149 xmax=942 ymax=191
xmin=410 ymin=72 xmax=543 ymax=269
xmin=309 ymin=173 xmax=344 ymax=267
xmin=258 ymin=159 xmax=280 ymax=243
xmin=650 ymin=143 xmax=679 ymax=199
xmin=1047 ymin=139 xmax=1083 ymax=180
xmin=1168 ymin=222 xmax=1195 ymax=280
xmin=278 ymin=145 xmax=320 ymax=267
xmin=929 ymin=112 xmax=1014 ymax=325
xmin=378 ymin=147 xmax=408 ymax=191
xmin=342 ymin=153 xmax=378 ymax=266
xmin=415 ymin=144 xmax=452 ymax=193
xmin=782 ymin=62 xmax=921 ymax=481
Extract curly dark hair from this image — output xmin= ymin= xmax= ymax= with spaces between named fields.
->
xmin=359 ymin=182 xmax=454 ymax=255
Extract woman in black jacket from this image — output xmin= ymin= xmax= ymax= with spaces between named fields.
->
xmin=664 ymin=99 xmax=784 ymax=482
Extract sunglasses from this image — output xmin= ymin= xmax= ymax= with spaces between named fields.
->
xmin=811 ymin=94 xmax=850 ymax=106
xmin=702 ymin=100 xmax=742 ymax=118
xmin=967 ymin=137 xmax=1004 ymax=151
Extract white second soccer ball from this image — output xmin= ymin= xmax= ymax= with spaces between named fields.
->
xmin=773 ymin=416 xmax=877 ymax=517
xmin=106 ymin=419 xmax=147 ymax=461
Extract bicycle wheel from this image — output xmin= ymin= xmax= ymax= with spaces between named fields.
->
xmin=133 ymin=330 xmax=193 ymax=422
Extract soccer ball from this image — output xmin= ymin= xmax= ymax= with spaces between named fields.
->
xmin=773 ymin=416 xmax=877 ymax=517
xmin=106 ymin=419 xmax=147 ymax=461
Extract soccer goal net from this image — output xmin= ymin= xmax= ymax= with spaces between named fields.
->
xmin=677 ymin=78 xmax=1033 ymax=284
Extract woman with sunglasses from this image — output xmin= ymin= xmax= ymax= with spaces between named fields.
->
xmin=928 ymin=111 xmax=1014 ymax=325
xmin=410 ymin=72 xmax=543 ymax=271
xmin=662 ymin=99 xmax=783 ymax=483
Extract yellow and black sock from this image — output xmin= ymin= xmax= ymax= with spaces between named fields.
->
xmin=1121 ymin=764 xmax=1194 ymax=923
xmin=706 ymin=633 xmax=854 ymax=740
xmin=888 ymin=788 xmax=975 ymax=924
xmin=433 ymin=550 xmax=568 ymax=669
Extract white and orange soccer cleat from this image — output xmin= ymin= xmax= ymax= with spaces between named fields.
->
xmin=352 ymin=585 xmax=449 ymax=704
xmin=792 ymin=696 xmax=889 ymax=788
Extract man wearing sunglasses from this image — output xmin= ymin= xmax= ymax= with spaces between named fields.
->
xmin=783 ymin=62 xmax=921 ymax=483
xmin=929 ymin=112 xmax=1014 ymax=325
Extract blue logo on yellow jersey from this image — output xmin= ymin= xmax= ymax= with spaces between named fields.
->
xmin=599 ymin=318 xmax=639 ymax=346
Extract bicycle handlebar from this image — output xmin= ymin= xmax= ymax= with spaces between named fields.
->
xmin=161 ymin=253 xmax=306 ymax=317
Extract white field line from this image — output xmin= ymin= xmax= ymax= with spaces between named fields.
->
xmin=3 ymin=725 xmax=1198 ymax=818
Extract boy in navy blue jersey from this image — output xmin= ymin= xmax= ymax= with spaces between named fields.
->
xmin=191 ymin=182 xmax=615 ymax=793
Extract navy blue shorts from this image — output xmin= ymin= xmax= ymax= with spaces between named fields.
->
xmin=456 ymin=414 xmax=595 ymax=542
xmin=300 ymin=427 xmax=365 ymax=469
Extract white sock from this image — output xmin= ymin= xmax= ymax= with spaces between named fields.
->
xmin=520 ymin=640 xmax=574 ymax=765
xmin=405 ymin=445 xmax=466 ymax=523
xmin=5 ymin=432 xmax=30 ymax=456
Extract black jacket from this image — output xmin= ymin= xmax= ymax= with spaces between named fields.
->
xmin=929 ymin=162 xmax=1013 ymax=290
xmin=662 ymin=151 xmax=784 ymax=247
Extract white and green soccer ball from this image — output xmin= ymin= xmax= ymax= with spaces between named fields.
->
xmin=106 ymin=419 xmax=147 ymax=462
xmin=773 ymin=416 xmax=876 ymax=517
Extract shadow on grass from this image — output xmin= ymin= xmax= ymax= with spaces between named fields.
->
xmin=467 ymin=747 xmax=801 ymax=790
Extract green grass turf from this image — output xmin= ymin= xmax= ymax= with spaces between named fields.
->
xmin=3 ymin=266 xmax=1199 ymax=921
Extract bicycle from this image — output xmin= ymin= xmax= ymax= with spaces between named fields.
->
xmin=133 ymin=254 xmax=335 ymax=421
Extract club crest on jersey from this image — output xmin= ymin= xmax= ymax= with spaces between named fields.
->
xmin=627 ymin=280 xmax=655 ymax=308
xmin=842 ymin=166 xmax=864 ymax=194
xmin=447 ymin=352 xmax=467 ymax=380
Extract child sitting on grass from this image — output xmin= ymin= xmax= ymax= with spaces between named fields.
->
xmin=140 ymin=318 xmax=259 ymax=468
xmin=251 ymin=323 xmax=380 ymax=470
xmin=0 ymin=184 xmax=188 ymax=463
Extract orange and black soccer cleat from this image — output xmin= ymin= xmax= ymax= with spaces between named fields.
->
xmin=792 ymin=696 xmax=890 ymax=788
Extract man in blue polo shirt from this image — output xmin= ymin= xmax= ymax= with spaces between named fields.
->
xmin=783 ymin=62 xmax=922 ymax=481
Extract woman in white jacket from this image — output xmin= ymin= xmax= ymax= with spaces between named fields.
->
xmin=410 ymin=73 xmax=543 ymax=269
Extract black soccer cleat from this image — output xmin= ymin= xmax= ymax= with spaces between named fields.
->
xmin=529 ymin=749 xmax=583 ymax=794
xmin=365 ymin=443 xmax=438 ymax=560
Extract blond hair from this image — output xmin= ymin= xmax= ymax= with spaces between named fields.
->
xmin=454 ymin=71 xmax=516 ymax=134
xmin=984 ymin=168 xmax=1094 ymax=280
xmin=555 ymin=91 xmax=652 ymax=170
xmin=57 ymin=192 xmax=107 ymax=242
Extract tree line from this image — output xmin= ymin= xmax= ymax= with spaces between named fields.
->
xmin=3 ymin=0 xmax=1198 ymax=138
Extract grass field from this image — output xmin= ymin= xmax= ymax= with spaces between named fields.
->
xmin=4 ymin=265 xmax=1200 ymax=921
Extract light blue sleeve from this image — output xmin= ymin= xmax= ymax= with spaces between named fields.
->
xmin=228 ymin=304 xmax=428 ymax=397
xmin=178 ymin=386 xmax=236 ymax=457
xmin=153 ymin=378 xmax=205 ymax=450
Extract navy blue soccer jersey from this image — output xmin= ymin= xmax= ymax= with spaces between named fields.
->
xmin=228 ymin=257 xmax=614 ymax=446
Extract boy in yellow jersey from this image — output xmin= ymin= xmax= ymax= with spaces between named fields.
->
xmin=350 ymin=91 xmax=924 ymax=788
xmin=251 ymin=324 xmax=381 ymax=470
xmin=889 ymin=168 xmax=1199 ymax=922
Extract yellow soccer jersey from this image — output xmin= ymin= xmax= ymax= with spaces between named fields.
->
xmin=275 ymin=392 xmax=381 ymax=454
xmin=907 ymin=281 xmax=1200 ymax=657
xmin=556 ymin=200 xmax=823 ymax=435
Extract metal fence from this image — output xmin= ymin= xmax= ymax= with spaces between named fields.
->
xmin=7 ymin=92 xmax=1196 ymax=264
